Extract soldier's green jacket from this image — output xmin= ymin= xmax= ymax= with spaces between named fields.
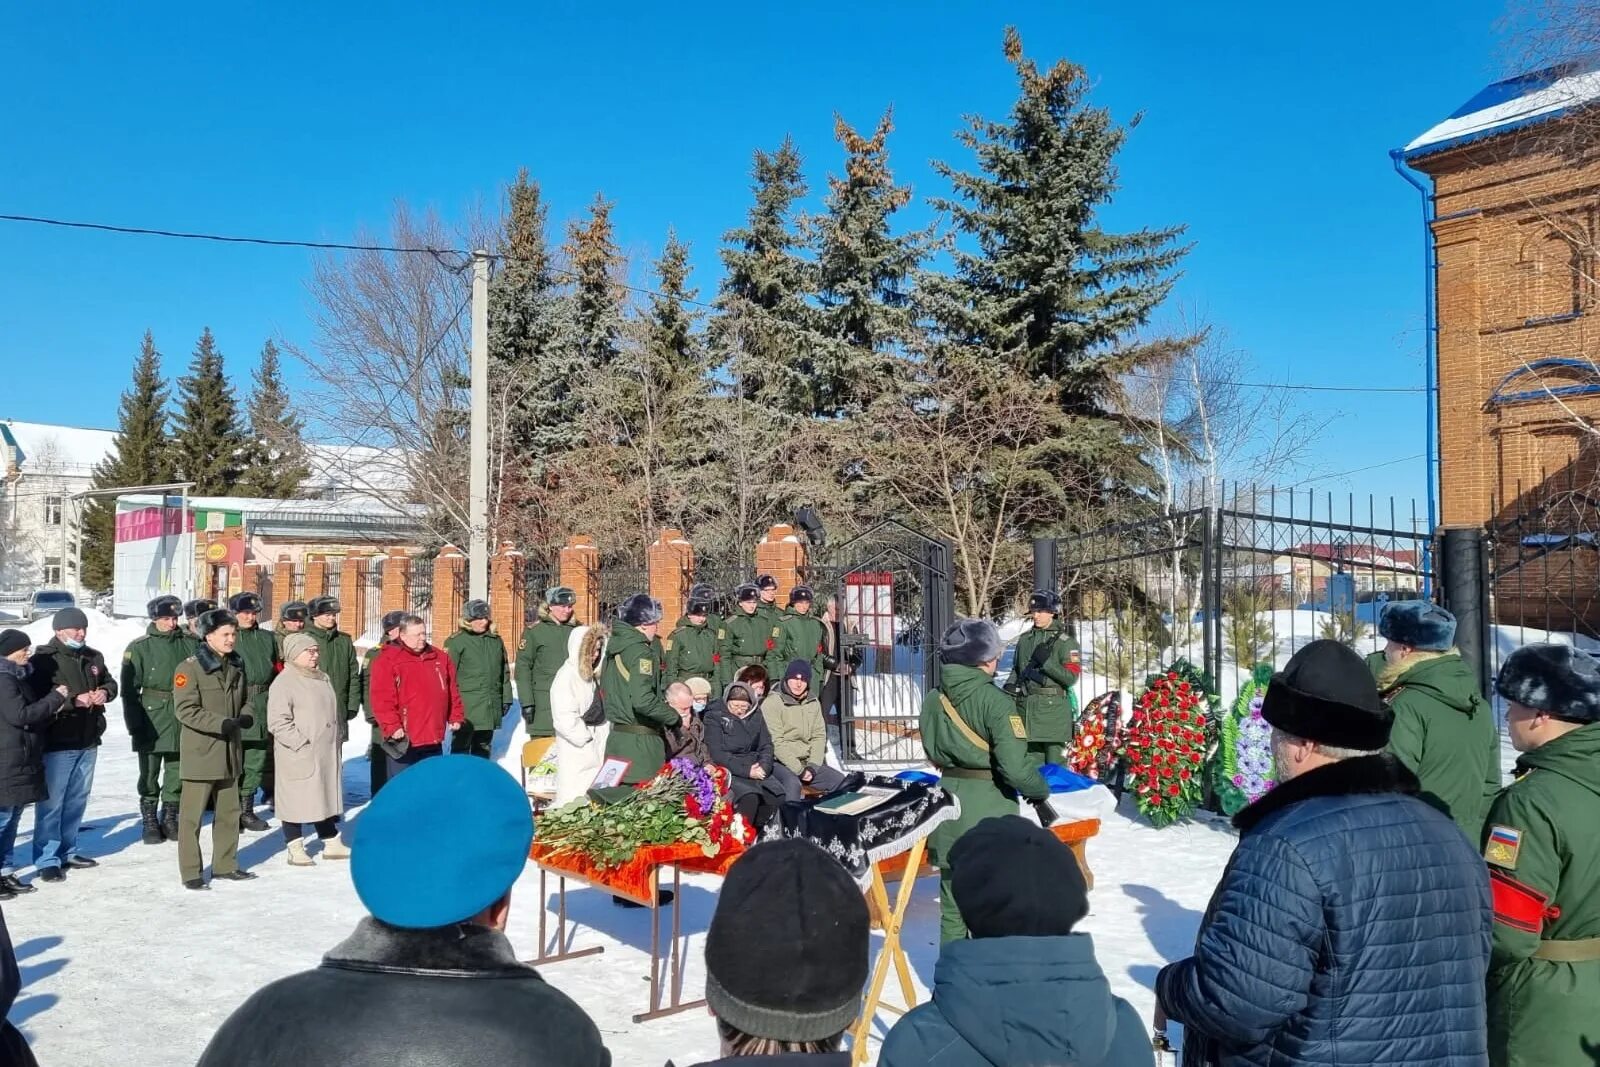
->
xmin=771 ymin=608 xmax=828 ymax=682
xmin=444 ymin=626 xmax=513 ymax=731
xmin=757 ymin=600 xmax=783 ymax=628
xmin=599 ymin=624 xmax=679 ymax=787
xmin=1370 ymin=650 xmax=1500 ymax=843
xmin=233 ymin=622 xmax=280 ymax=744
xmin=665 ymin=619 xmax=723 ymax=688
xmin=725 ymin=609 xmax=780 ymax=672
xmin=307 ymin=622 xmax=360 ymax=722
xmin=273 ymin=626 xmax=306 ymax=661
xmin=1005 ymin=620 xmax=1080 ymax=744
xmin=921 ymin=663 xmax=1050 ymax=868
xmin=173 ymin=646 xmax=247 ymax=781
xmin=120 ymin=623 xmax=191 ymax=755
xmin=1483 ymin=722 xmax=1600 ymax=1067
xmin=361 ymin=640 xmax=390 ymax=746
xmin=515 ymin=614 xmax=576 ymax=734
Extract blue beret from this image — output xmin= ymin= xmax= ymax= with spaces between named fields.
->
xmin=352 ymin=757 xmax=533 ymax=928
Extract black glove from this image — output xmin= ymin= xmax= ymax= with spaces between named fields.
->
xmin=1031 ymin=797 xmax=1059 ymax=826
xmin=221 ymin=718 xmax=242 ymax=740
xmin=1021 ymin=667 xmax=1047 ymax=686
xmin=237 ymin=713 xmax=254 ymax=730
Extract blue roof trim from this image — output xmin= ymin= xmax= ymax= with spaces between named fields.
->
xmin=1447 ymin=61 xmax=1589 ymax=119
xmin=1403 ymin=106 xmax=1575 ymax=162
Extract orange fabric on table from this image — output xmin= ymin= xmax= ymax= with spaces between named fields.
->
xmin=875 ymin=819 xmax=1101 ymax=881
xmin=529 ymin=840 xmax=746 ymax=901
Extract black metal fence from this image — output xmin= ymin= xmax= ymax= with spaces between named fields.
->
xmin=1487 ymin=462 xmax=1600 ymax=645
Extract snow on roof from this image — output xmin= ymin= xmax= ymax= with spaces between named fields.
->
xmin=0 ymin=419 xmax=118 ymax=477
xmin=1405 ymin=58 xmax=1600 ymax=160
xmin=116 ymin=492 xmax=426 ymax=521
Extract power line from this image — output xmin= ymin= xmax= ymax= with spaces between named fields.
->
xmin=1123 ymin=371 xmax=1425 ymax=395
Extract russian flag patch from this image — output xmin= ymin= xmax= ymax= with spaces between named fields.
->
xmin=1485 ymin=825 xmax=1523 ymax=870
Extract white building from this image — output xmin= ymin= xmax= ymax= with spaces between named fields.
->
xmin=1 ymin=418 xmax=412 ymax=599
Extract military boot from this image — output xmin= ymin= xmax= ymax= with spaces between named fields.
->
xmin=160 ymin=804 xmax=179 ymax=842
xmin=240 ymin=797 xmax=270 ymax=833
xmin=139 ymin=798 xmax=163 ymax=845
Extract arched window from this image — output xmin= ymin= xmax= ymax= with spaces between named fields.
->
xmin=1487 ymin=358 xmax=1600 ymax=409
xmin=1516 ymin=226 xmax=1588 ymax=322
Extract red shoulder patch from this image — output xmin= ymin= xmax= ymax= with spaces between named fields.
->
xmin=174 ymin=673 xmax=190 ymax=689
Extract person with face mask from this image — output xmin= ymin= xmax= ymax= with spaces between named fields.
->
xmin=1483 ymin=644 xmax=1600 ymax=1067
xmin=0 ymin=630 xmax=68 ymax=898
xmin=1157 ymin=639 xmax=1491 ymax=1067
xmin=685 ymin=676 xmax=712 ymax=716
xmin=1368 ymin=601 xmax=1499 ymax=843
xmin=122 ymin=595 xmax=190 ymax=844
xmin=27 ymin=607 xmax=117 ymax=882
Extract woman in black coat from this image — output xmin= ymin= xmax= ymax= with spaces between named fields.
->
xmin=0 ymin=630 xmax=68 ymax=899
xmin=704 ymin=681 xmax=787 ymax=830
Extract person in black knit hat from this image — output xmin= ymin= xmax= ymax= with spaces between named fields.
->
xmin=880 ymin=816 xmax=1151 ymax=1067
xmin=671 ymin=837 xmax=867 ymax=1066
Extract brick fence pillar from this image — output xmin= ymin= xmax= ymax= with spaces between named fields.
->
xmin=491 ymin=542 xmax=524 ymax=659
xmin=649 ymin=529 xmax=694 ymax=637
xmin=381 ymin=548 xmax=409 ymax=616
xmin=756 ymin=525 xmax=807 ymax=606
xmin=340 ymin=558 xmax=362 ymax=630
xmin=304 ymin=554 xmax=328 ymax=604
xmin=433 ymin=545 xmax=466 ymax=633
xmin=272 ymin=554 xmax=294 ymax=617
xmin=243 ymin=562 xmax=265 ymax=598
xmin=559 ymin=536 xmax=601 ymax=626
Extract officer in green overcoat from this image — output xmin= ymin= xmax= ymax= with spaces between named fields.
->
xmin=665 ymin=592 xmax=724 ymax=688
xmin=443 ymin=599 xmax=512 ymax=758
xmin=1484 ymin=643 xmax=1600 ymax=1067
xmin=306 ymin=595 xmax=360 ymax=742
xmin=1004 ymin=591 xmax=1080 ymax=768
xmin=595 ymin=594 xmax=679 ymax=802
xmin=921 ymin=618 xmax=1051 ymax=943
xmin=514 ymin=587 xmax=578 ymax=738
xmin=755 ymin=574 xmax=783 ymax=626
xmin=725 ymin=584 xmax=781 ymax=675
xmin=229 ymin=592 xmax=279 ymax=832
xmin=1370 ymin=600 xmax=1500 ymax=842
xmin=274 ymin=601 xmax=309 ymax=659
xmin=121 ymin=595 xmax=190 ymax=844
xmin=771 ymin=585 xmax=827 ymax=683
xmin=360 ymin=610 xmax=406 ymax=797
xmin=172 ymin=609 xmax=257 ymax=890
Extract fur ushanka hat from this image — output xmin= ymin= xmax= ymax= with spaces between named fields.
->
xmin=1497 ymin=643 xmax=1600 ymax=723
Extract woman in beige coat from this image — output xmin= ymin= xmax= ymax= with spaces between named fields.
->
xmin=268 ymin=633 xmax=347 ymax=865
xmin=550 ymin=625 xmax=609 ymax=807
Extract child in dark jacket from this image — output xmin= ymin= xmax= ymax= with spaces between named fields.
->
xmin=880 ymin=816 xmax=1154 ymax=1067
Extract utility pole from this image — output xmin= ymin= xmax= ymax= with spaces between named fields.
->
xmin=469 ymin=250 xmax=491 ymax=602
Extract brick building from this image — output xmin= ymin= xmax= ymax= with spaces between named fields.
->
xmin=1404 ymin=60 xmax=1600 ymax=632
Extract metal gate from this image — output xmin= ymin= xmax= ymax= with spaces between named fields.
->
xmin=806 ymin=520 xmax=955 ymax=768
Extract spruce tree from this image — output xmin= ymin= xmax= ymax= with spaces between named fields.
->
xmin=81 ymin=330 xmax=173 ymax=588
xmin=919 ymin=27 xmax=1194 ymax=510
xmin=238 ymin=339 xmax=310 ymax=497
xmin=812 ymin=108 xmax=931 ymax=417
xmin=565 ymin=193 xmax=625 ymax=369
xmin=170 ymin=327 xmax=247 ymax=495
xmin=710 ymin=137 xmax=816 ymax=413
xmin=489 ymin=169 xmax=578 ymax=463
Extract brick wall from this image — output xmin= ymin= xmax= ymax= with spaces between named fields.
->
xmin=649 ymin=529 xmax=693 ymax=636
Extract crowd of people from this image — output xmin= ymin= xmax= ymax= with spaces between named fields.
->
xmin=0 ymin=579 xmax=1596 ymax=1065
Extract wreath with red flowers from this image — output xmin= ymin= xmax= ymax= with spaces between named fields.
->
xmin=1121 ymin=660 xmax=1218 ymax=828
xmin=1069 ymin=690 xmax=1123 ymax=781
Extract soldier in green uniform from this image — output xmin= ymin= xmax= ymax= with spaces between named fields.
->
xmin=770 ymin=585 xmax=828 ymax=683
xmin=173 ymin=609 xmax=258 ymax=890
xmin=596 ymin=594 xmax=678 ymax=802
xmin=1004 ymin=591 xmax=1080 ymax=769
xmin=274 ymin=601 xmax=308 ymax=659
xmin=443 ymin=599 xmax=512 ymax=758
xmin=181 ymin=599 xmax=217 ymax=651
xmin=726 ymin=584 xmax=781 ymax=676
xmin=1370 ymin=601 xmax=1500 ymax=842
xmin=306 ymin=596 xmax=360 ymax=742
xmin=755 ymin=574 xmax=782 ymax=626
xmin=514 ymin=587 xmax=578 ymax=738
xmin=360 ymin=610 xmax=406 ymax=798
xmin=121 ymin=595 xmax=190 ymax=845
xmin=665 ymin=591 xmax=724 ymax=688
xmin=1483 ymin=643 xmax=1600 ymax=1067
xmin=686 ymin=583 xmax=723 ymax=633
xmin=229 ymin=592 xmax=279 ymax=832
xmin=921 ymin=618 xmax=1052 ymax=943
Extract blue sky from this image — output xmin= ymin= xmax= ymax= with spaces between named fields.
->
xmin=0 ymin=1 xmax=1522 ymax=510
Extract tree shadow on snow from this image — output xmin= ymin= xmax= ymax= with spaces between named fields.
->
xmin=1123 ymin=883 xmax=1203 ymax=991
xmin=7 ymin=937 xmax=66 ymax=1035
xmin=9 ymin=991 xmax=58 ymax=1032
xmin=10 ymin=937 xmax=62 ymax=962
xmin=72 ymin=812 xmax=145 ymax=860
xmin=527 ymin=882 xmax=723 ymax=961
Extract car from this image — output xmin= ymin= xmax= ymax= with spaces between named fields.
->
xmin=27 ymin=589 xmax=77 ymax=621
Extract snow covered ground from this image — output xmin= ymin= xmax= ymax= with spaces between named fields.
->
xmin=3 ymin=612 xmax=1238 ymax=1065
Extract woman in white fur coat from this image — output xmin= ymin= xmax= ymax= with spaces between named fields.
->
xmin=549 ymin=624 xmax=610 ymax=806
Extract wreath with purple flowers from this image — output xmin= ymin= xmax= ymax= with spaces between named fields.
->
xmin=1214 ymin=663 xmax=1278 ymax=815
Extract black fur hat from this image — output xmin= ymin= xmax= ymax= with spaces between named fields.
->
xmin=735 ymin=583 xmax=759 ymax=604
xmin=1028 ymin=590 xmax=1061 ymax=615
xmin=756 ymin=574 xmax=779 ymax=591
xmin=1262 ymin=639 xmax=1392 ymax=750
xmin=689 ymin=583 xmax=717 ymax=602
xmin=619 ymin=594 xmax=663 ymax=627
xmin=462 ymin=599 xmax=491 ymax=622
xmin=194 ymin=608 xmax=238 ymax=639
xmin=183 ymin=598 xmax=217 ymax=621
xmin=279 ymin=600 xmax=309 ymax=624
xmin=228 ymin=592 xmax=263 ymax=615
xmin=147 ymin=595 xmax=182 ymax=621
xmin=789 ymin=584 xmax=815 ymax=605
xmin=939 ymin=618 xmax=1003 ymax=667
xmin=308 ymin=596 xmax=340 ymax=618
xmin=686 ymin=598 xmax=712 ymax=617
xmin=1497 ymin=643 xmax=1600 ymax=723
xmin=381 ymin=610 xmax=407 ymax=635
xmin=1379 ymin=600 xmax=1456 ymax=652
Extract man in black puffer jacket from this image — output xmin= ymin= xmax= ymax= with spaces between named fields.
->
xmin=196 ymin=754 xmax=610 ymax=1067
xmin=0 ymin=630 xmax=67 ymax=899
xmin=1157 ymin=640 xmax=1491 ymax=1067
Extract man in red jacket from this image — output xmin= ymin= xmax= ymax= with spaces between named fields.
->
xmin=369 ymin=615 xmax=463 ymax=780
